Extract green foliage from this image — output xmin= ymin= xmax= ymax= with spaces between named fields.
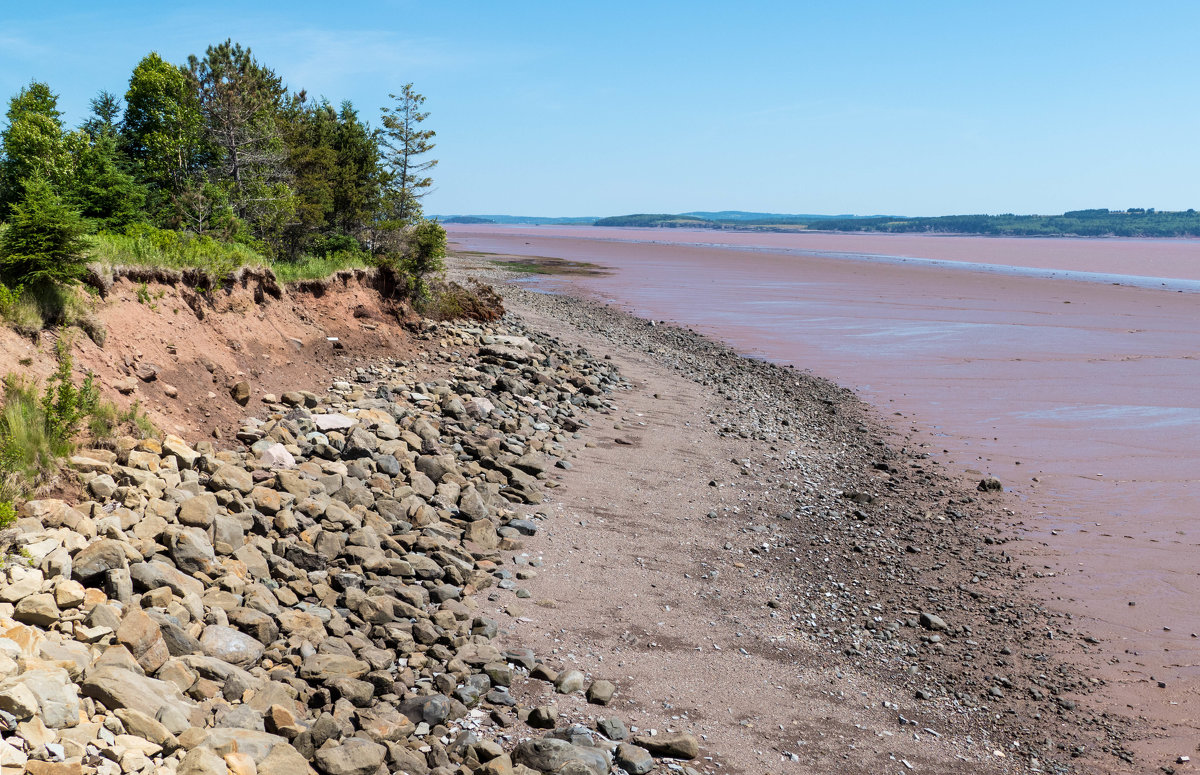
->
xmin=593 ymin=213 xmax=711 ymax=228
xmin=400 ymin=219 xmax=446 ymax=300
xmin=0 ymin=282 xmax=21 ymax=317
xmin=422 ymin=278 xmax=505 ymax=322
xmin=1 ymin=44 xmax=443 ymax=284
xmin=0 ymin=82 xmax=72 ymax=213
xmin=42 ymin=338 xmax=98 ymax=444
xmin=82 ymin=91 xmax=122 ymax=140
xmin=88 ymin=398 xmax=158 ymax=443
xmin=123 ymin=53 xmax=205 ymax=203
xmin=66 ymin=134 xmax=147 ymax=231
xmin=0 ymin=342 xmax=98 ymax=505
xmin=812 ymin=209 xmax=1200 ymax=237
xmin=0 ymin=175 xmax=91 ymax=286
xmin=0 ymin=500 xmax=14 ymax=530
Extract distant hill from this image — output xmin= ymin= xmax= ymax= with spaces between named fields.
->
xmin=433 ymin=214 xmax=598 ymax=225
xmin=682 ymin=210 xmax=879 ymax=221
xmin=594 ymin=212 xmax=898 ymax=230
xmin=593 ymin=213 xmax=711 ymax=228
xmin=811 ymin=208 xmax=1200 ymax=237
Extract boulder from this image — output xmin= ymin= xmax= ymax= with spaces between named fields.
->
xmin=632 ymin=731 xmax=699 ymax=759
xmin=178 ymin=493 xmax=218 ymax=528
xmin=81 ymin=665 xmax=195 ymax=730
xmin=167 ymin=527 xmax=217 ymax=575
xmin=314 ymin=738 xmax=387 ymax=775
xmin=200 ymin=625 xmax=265 ymax=667
xmin=211 ymin=464 xmax=253 ymax=494
xmin=0 ymin=667 xmax=79 ymax=728
xmin=13 ymin=593 xmax=59 ymax=627
xmin=513 ymin=738 xmax=608 ymax=775
xmin=72 ymin=539 xmax=128 ymax=581
xmin=116 ymin=609 xmax=169 ymax=673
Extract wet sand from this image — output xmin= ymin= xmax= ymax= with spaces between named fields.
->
xmin=449 ymin=224 xmax=1200 ymax=761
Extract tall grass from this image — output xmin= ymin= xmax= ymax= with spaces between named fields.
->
xmin=90 ymin=227 xmax=373 ymax=284
xmin=90 ymin=229 xmax=265 ymax=276
xmin=270 ymin=250 xmax=371 ymax=283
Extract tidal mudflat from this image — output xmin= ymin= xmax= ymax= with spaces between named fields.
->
xmin=449 ymin=224 xmax=1200 ymax=763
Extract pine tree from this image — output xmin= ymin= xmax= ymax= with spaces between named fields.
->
xmin=380 ymin=84 xmax=437 ymax=226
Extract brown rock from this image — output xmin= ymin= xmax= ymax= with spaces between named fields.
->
xmin=117 ymin=609 xmax=169 ymax=674
xmin=632 ymin=731 xmax=699 ymax=759
xmin=230 ymin=381 xmax=251 ymax=406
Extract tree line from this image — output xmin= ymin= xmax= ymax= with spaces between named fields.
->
xmin=0 ymin=39 xmax=440 ymax=276
xmin=805 ymin=209 xmax=1200 ymax=237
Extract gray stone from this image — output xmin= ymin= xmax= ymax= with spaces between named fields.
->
xmin=258 ymin=443 xmax=295 ymax=469
xmin=178 ymin=493 xmax=218 ymax=527
xmin=178 ymin=747 xmax=225 ymax=775
xmin=597 ymin=717 xmax=628 ymax=741
xmin=230 ymin=381 xmax=251 ymax=406
xmin=258 ymin=742 xmax=316 ymax=775
xmin=513 ymin=738 xmax=608 ymax=775
xmin=211 ymin=464 xmax=253 ymax=494
xmin=167 ymin=527 xmax=216 ymax=575
xmin=555 ymin=669 xmax=586 ymax=694
xmin=399 ymin=693 xmax=450 ymax=726
xmin=342 ymin=428 xmax=378 ymax=458
xmin=200 ymin=625 xmax=264 ymax=667
xmin=632 ymin=731 xmax=700 ymax=759
xmin=14 ymin=593 xmax=59 ymax=627
xmin=920 ymin=612 xmax=948 ymax=631
xmin=81 ymin=666 xmax=196 ymax=729
xmin=311 ymin=414 xmax=354 ymax=431
xmin=130 ymin=560 xmax=204 ymax=599
xmin=72 ymin=539 xmax=128 ymax=581
xmin=313 ymin=738 xmax=387 ymax=775
xmin=615 ymin=743 xmax=655 ymax=775
xmin=586 ymin=679 xmax=616 ymax=705
xmin=0 ymin=668 xmax=80 ymax=728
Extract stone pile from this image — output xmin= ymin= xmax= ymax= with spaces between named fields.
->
xmin=0 ymin=320 xmax=701 ymax=775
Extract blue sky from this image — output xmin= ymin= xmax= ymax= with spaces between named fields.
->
xmin=2 ymin=1 xmax=1197 ymax=217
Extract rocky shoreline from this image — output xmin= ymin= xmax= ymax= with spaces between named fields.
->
xmin=0 ymin=263 xmax=1138 ymax=775
xmin=0 ymin=315 xmax=703 ymax=775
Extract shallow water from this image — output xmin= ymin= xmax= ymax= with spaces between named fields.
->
xmin=449 ymin=224 xmax=1200 ymax=728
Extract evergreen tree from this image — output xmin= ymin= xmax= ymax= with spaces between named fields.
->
xmin=380 ymin=84 xmax=436 ymax=226
xmin=67 ymin=134 xmax=146 ymax=231
xmin=0 ymin=82 xmax=72 ymax=214
xmin=0 ymin=175 xmax=91 ymax=286
xmin=82 ymin=90 xmax=122 ymax=139
xmin=187 ymin=40 xmax=295 ymax=250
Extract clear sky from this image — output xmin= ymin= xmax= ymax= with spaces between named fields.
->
xmin=2 ymin=1 xmax=1197 ymax=217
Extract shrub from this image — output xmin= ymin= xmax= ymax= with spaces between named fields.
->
xmin=403 ymin=219 xmax=446 ymax=299
xmin=422 ymin=279 xmax=505 ymax=322
xmin=0 ymin=339 xmax=98 ymax=503
xmin=41 ymin=338 xmax=98 ymax=444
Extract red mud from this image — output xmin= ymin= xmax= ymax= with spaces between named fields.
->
xmin=449 ymin=224 xmax=1200 ymax=762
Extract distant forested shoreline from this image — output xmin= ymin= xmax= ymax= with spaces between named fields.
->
xmin=593 ymin=208 xmax=1200 ymax=237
